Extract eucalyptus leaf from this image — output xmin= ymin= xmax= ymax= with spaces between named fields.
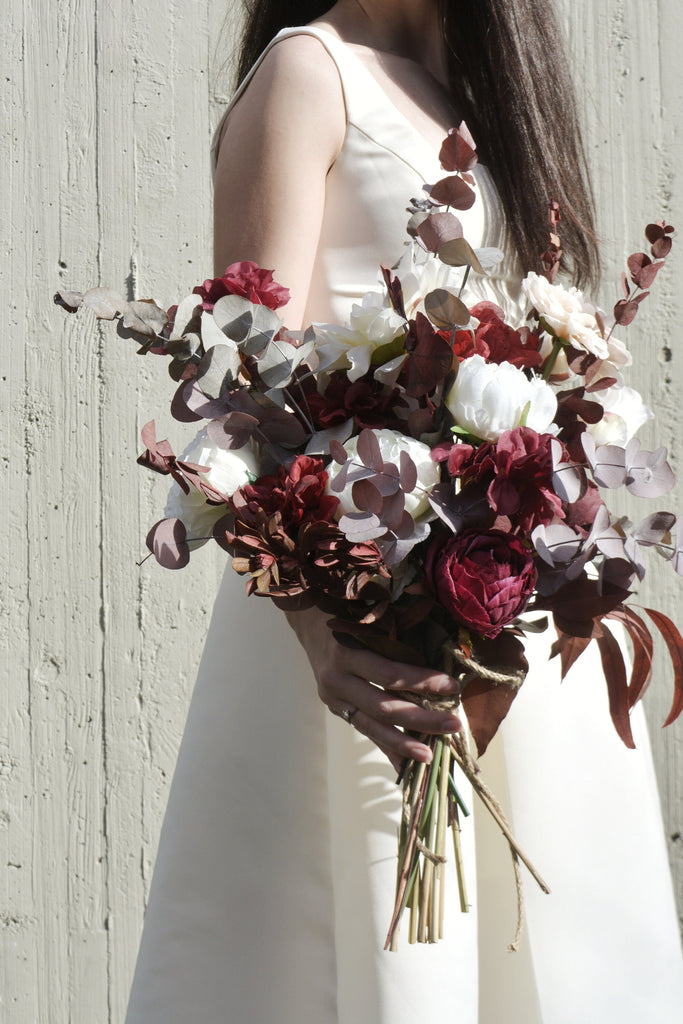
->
xmin=196 ymin=344 xmax=242 ymax=398
xmin=437 ymin=237 xmax=486 ymax=274
xmin=121 ymin=299 xmax=168 ymax=337
xmin=424 ymin=288 xmax=470 ymax=329
xmin=82 ymin=287 xmax=127 ymax=319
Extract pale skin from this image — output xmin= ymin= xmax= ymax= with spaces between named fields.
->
xmin=213 ymin=0 xmax=462 ymax=770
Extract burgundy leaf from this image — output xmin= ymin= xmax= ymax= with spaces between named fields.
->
xmin=651 ymin=236 xmax=672 ymax=259
xmin=399 ymin=450 xmax=418 ymax=493
xmin=605 ymin=607 xmax=653 ymax=707
xmin=356 ymin=428 xmax=384 ymax=472
xmin=550 ymin=631 xmax=592 ymax=678
xmin=329 ymin=439 xmax=349 ymax=465
xmin=145 ymin=518 xmax=190 ymax=570
xmin=627 ymin=252 xmax=663 ymax=290
xmin=352 ymin=478 xmax=383 ymax=516
xmin=427 ymin=175 xmax=477 ymax=210
xmin=594 ymin=622 xmax=635 ymax=748
xmin=381 ymin=489 xmax=406 ymax=532
xmin=417 ymin=211 xmax=463 ymax=252
xmin=404 ymin=313 xmax=454 ymax=398
xmin=612 ymin=298 xmax=640 ymax=326
xmin=644 ymin=608 xmax=683 ymax=726
xmin=206 ymin=412 xmax=259 ymax=451
xmin=438 ymin=122 xmax=478 ymax=172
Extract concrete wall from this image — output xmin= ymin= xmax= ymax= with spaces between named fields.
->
xmin=1 ymin=1 xmax=680 ymax=1020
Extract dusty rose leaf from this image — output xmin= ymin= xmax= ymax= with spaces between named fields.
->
xmin=428 ymin=175 xmax=477 ymax=210
xmin=399 ymin=450 xmax=418 ymax=493
xmin=651 ymin=236 xmax=672 ymax=259
xmin=338 ymin=511 xmax=386 ymax=542
xmin=613 ymin=298 xmax=640 ymax=326
xmin=146 ymin=518 xmax=190 ymax=570
xmin=357 ymin=428 xmax=384 ymax=473
xmin=627 ymin=252 xmax=662 ymax=290
xmin=417 ymin=211 xmax=463 ymax=252
xmin=352 ymin=478 xmax=384 ymax=516
xmin=437 ymin=237 xmax=486 ymax=274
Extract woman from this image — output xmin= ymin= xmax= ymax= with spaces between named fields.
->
xmin=125 ymin=2 xmax=683 ymax=1021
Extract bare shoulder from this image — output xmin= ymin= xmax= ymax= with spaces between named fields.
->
xmin=219 ymin=33 xmax=346 ymax=163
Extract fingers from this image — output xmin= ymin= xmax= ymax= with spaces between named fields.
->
xmin=342 ymin=647 xmax=460 ymax=697
xmin=323 ymin=674 xmax=460 ymax=766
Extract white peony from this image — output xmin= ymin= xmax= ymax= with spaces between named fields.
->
xmin=522 ymin=272 xmax=613 ymax=360
xmin=313 ymin=291 xmax=405 ymax=381
xmin=164 ymin=429 xmax=260 ymax=544
xmin=586 ymin=385 xmax=654 ymax=446
xmin=394 ymin=243 xmax=465 ymax=319
xmin=331 ymin=428 xmax=440 ymax=520
xmin=445 ymin=355 xmax=558 ymax=441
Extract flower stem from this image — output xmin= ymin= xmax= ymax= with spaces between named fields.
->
xmin=542 ymin=335 xmax=564 ymax=380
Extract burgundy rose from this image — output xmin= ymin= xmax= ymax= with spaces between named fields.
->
xmin=470 ymin=301 xmax=543 ymax=370
xmin=233 ymin=455 xmax=338 ymax=535
xmin=193 ymin=260 xmax=290 ymax=312
xmin=307 ymin=370 xmax=407 ymax=431
xmin=426 ymin=529 xmax=537 ymax=637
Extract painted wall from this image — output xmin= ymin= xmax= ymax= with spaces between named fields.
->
xmin=1 ymin=1 xmax=680 ymax=1020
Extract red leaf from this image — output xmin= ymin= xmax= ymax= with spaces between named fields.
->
xmin=549 ymin=631 xmax=592 ymax=678
xmin=427 ymin=175 xmax=477 ymax=210
xmin=438 ymin=122 xmax=478 ymax=172
xmin=644 ymin=608 xmax=683 ymax=726
xmin=651 ymin=236 xmax=672 ymax=259
xmin=627 ymin=252 xmax=663 ymax=290
xmin=461 ymin=632 xmax=527 ymax=755
xmin=605 ymin=607 xmax=653 ymax=706
xmin=594 ymin=622 xmax=635 ymax=748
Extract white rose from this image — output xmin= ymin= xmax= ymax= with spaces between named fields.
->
xmin=445 ymin=354 xmax=558 ymax=441
xmin=164 ymin=429 xmax=259 ymax=544
xmin=331 ymin=428 xmax=440 ymax=520
xmin=587 ymin=385 xmax=654 ymax=446
xmin=313 ymin=291 xmax=405 ymax=381
xmin=522 ymin=272 xmax=610 ymax=359
xmin=394 ymin=243 xmax=464 ymax=319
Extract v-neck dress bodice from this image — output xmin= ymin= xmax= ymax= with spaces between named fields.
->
xmin=125 ymin=25 xmax=683 ymax=1024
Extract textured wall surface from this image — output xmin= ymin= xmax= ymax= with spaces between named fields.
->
xmin=0 ymin=1 xmax=680 ymax=1020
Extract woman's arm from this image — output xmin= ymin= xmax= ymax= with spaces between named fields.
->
xmin=214 ymin=36 xmax=461 ymax=767
xmin=213 ymin=34 xmax=345 ymax=329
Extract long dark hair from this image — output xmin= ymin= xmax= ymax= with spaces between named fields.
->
xmin=235 ymin=0 xmax=599 ymax=288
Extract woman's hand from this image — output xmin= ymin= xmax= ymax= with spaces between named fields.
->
xmin=286 ymin=605 xmax=461 ymax=773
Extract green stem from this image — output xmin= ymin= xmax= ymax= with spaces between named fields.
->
xmin=542 ymin=335 xmax=564 ymax=380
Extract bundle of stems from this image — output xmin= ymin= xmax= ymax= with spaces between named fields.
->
xmin=384 ymin=727 xmax=550 ymax=951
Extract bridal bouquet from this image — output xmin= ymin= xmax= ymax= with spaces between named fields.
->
xmin=57 ymin=123 xmax=682 ymax=950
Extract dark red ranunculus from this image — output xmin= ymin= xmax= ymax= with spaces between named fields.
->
xmin=426 ymin=529 xmax=537 ymax=637
xmin=233 ymin=455 xmax=338 ymax=535
xmin=470 ymin=301 xmax=543 ymax=369
xmin=193 ymin=261 xmax=290 ymax=312
xmin=437 ymin=428 xmax=565 ymax=533
xmin=307 ymin=370 xmax=407 ymax=431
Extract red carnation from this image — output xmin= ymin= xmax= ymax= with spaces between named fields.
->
xmin=439 ymin=428 xmax=565 ymax=533
xmin=426 ymin=529 xmax=537 ymax=638
xmin=233 ymin=455 xmax=338 ymax=535
xmin=193 ymin=260 xmax=290 ymax=313
xmin=470 ymin=301 xmax=543 ymax=369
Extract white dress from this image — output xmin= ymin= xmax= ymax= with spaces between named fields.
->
xmin=125 ymin=27 xmax=683 ymax=1024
